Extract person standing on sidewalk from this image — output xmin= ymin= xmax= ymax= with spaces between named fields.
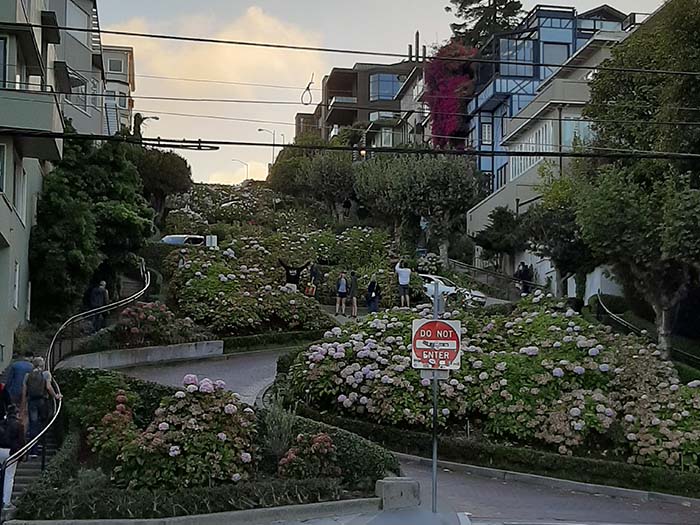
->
xmin=395 ymin=260 xmax=412 ymax=308
xmin=348 ymin=271 xmax=359 ymax=318
xmin=0 ymin=405 xmax=26 ymax=510
xmin=336 ymin=271 xmax=348 ymax=316
xmin=89 ymin=281 xmax=110 ymax=331
xmin=367 ymin=275 xmax=381 ymax=314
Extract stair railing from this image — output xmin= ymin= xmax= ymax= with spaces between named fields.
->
xmin=0 ymin=261 xmax=151 ymax=514
xmin=449 ymin=259 xmax=547 ymax=301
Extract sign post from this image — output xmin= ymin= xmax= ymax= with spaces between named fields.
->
xmin=411 ymin=281 xmax=461 ymax=514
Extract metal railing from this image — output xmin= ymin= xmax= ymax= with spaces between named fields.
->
xmin=595 ymin=291 xmax=700 ymax=370
xmin=450 ymin=259 xmax=547 ymax=301
xmin=0 ymin=261 xmax=151 ymax=512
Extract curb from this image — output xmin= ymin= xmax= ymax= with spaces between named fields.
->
xmin=395 ymin=452 xmax=698 ymax=508
xmin=7 ymin=498 xmax=381 ymax=525
xmin=115 ymin=346 xmax=291 ymax=371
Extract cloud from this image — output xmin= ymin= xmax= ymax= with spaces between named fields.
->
xmin=103 ymin=7 xmax=329 ymax=183
xmin=206 ymin=160 xmax=270 ymax=186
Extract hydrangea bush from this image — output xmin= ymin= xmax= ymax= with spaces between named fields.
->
xmin=277 ymin=432 xmax=341 ymax=480
xmin=115 ymin=302 xmax=208 ymax=347
xmin=289 ymin=292 xmax=700 ymax=470
xmin=116 ymin=375 xmax=257 ymax=489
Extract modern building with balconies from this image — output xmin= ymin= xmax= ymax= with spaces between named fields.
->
xmin=103 ymin=45 xmax=135 ymax=134
xmin=0 ymin=0 xmax=65 ymax=363
xmin=392 ymin=66 xmax=430 ymax=147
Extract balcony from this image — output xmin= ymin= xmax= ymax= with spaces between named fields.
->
xmin=0 ymin=0 xmax=44 ymax=75
xmin=468 ymin=76 xmax=538 ymax=114
xmin=369 ymin=111 xmax=401 ymax=126
xmin=0 ymin=87 xmax=64 ymax=161
xmin=326 ymin=96 xmax=358 ymax=125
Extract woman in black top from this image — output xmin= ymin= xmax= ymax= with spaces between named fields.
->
xmin=367 ymin=275 xmax=381 ymax=314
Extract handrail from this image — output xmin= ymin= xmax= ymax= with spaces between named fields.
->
xmin=595 ymin=291 xmax=700 ymax=369
xmin=0 ymin=261 xmax=151 ymax=508
xmin=450 ymin=259 xmax=546 ymax=291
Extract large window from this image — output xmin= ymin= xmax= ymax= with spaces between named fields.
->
xmin=562 ymin=118 xmax=592 ymax=147
xmin=369 ymin=73 xmax=404 ymax=101
xmin=12 ymin=157 xmax=26 ymax=222
xmin=541 ymin=43 xmax=569 ymax=79
xmin=509 ymin=121 xmax=553 ymax=180
xmin=67 ymin=0 xmax=90 ymax=47
xmin=0 ymin=37 xmax=6 ymax=87
xmin=481 ymin=122 xmax=493 ymax=145
xmin=118 ymin=92 xmax=128 ymax=109
xmin=500 ymin=39 xmax=534 ymax=77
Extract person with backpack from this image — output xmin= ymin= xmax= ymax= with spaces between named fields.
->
xmin=4 ymin=352 xmax=33 ymax=407
xmin=0 ymin=405 xmax=26 ymax=509
xmin=22 ymin=358 xmax=60 ymax=458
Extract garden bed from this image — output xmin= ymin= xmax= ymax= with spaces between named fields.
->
xmin=16 ymin=368 xmax=398 ymax=521
xmin=223 ymin=329 xmax=327 ymax=354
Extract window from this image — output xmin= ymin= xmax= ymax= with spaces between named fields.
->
xmin=118 ymin=92 xmax=128 ymax=109
xmin=67 ymin=70 xmax=88 ymax=112
xmin=509 ymin=121 xmax=553 ymax=180
xmin=105 ymin=90 xmax=116 ymax=101
xmin=562 ymin=118 xmax=592 ymax=147
xmin=500 ymin=39 xmax=534 ymax=77
xmin=91 ymin=79 xmax=100 ymax=110
xmin=380 ymin=128 xmax=393 ymax=147
xmin=0 ymin=144 xmax=5 ymax=193
xmin=12 ymin=261 xmax=20 ymax=310
xmin=369 ymin=73 xmax=404 ymax=101
xmin=481 ymin=122 xmax=493 ymax=145
xmin=496 ymin=165 xmax=508 ymax=190
xmin=0 ymin=37 xmax=6 ymax=88
xmin=12 ymin=157 xmax=26 ymax=222
xmin=67 ymin=0 xmax=90 ymax=47
xmin=108 ymin=58 xmax=123 ymax=73
xmin=541 ymin=43 xmax=569 ymax=79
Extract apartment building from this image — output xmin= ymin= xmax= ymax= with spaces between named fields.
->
xmin=0 ymin=0 xmax=64 ymax=364
xmin=103 ymin=45 xmax=135 ymax=134
xmin=392 ymin=66 xmax=430 ymax=147
xmin=294 ymin=61 xmax=415 ymax=143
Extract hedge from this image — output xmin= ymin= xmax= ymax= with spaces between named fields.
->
xmin=296 ymin=406 xmax=700 ymax=499
xmin=16 ymin=478 xmax=344 ymax=520
xmin=139 ymin=241 xmax=180 ymax=276
xmin=223 ymin=330 xmax=326 ymax=353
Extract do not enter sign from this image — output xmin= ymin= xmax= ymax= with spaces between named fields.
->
xmin=411 ymin=319 xmax=462 ymax=370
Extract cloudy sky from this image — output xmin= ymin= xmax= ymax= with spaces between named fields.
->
xmin=99 ymin=0 xmax=664 ymax=185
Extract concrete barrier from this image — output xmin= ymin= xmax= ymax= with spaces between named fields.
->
xmin=58 ymin=341 xmax=224 ymax=370
xmin=375 ymin=477 xmax=421 ymax=510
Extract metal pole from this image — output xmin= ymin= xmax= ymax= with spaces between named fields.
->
xmin=432 ymin=278 xmax=439 ymax=514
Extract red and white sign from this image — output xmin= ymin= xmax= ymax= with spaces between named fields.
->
xmin=411 ymin=319 xmax=462 ymax=370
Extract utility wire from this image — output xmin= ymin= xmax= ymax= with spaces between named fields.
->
xmin=8 ymin=22 xmax=700 ymax=78
xmin=2 ymin=128 xmax=699 ymax=160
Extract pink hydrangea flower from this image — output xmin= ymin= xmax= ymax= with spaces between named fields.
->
xmin=199 ymin=380 xmax=215 ymax=394
xmin=240 ymin=452 xmax=252 ymax=463
xmin=224 ymin=404 xmax=238 ymax=415
xmin=183 ymin=374 xmax=199 ymax=386
xmin=158 ymin=422 xmax=170 ymax=431
xmin=231 ymin=473 xmax=242 ymax=482
xmin=217 ymin=432 xmax=228 ymax=441
xmin=215 ymin=379 xmax=227 ymax=390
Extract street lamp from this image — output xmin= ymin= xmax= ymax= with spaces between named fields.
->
xmin=280 ymin=133 xmax=286 ymax=145
xmin=257 ymin=128 xmax=276 ymax=163
xmin=232 ymin=159 xmax=249 ymax=181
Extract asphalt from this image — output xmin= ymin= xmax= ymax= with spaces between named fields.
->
xmin=120 ymin=344 xmax=700 ymax=525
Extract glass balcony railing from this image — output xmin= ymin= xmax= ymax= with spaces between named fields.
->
xmin=329 ymin=96 xmax=358 ymax=108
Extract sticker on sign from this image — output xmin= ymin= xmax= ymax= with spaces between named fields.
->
xmin=411 ymin=319 xmax=462 ymax=370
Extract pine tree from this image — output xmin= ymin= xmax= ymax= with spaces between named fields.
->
xmin=445 ymin=0 xmax=523 ymax=48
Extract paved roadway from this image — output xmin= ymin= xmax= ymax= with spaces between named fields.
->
xmin=122 ymin=349 xmax=699 ymax=525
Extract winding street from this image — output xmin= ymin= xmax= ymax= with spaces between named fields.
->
xmin=121 ymin=350 xmax=699 ymax=525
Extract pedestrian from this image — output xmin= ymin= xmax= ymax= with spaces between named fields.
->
xmin=0 ymin=405 xmax=26 ymax=510
xmin=367 ymin=274 xmax=381 ymax=314
xmin=336 ymin=271 xmax=348 ymax=316
xmin=89 ymin=281 xmax=110 ymax=331
xmin=22 ymin=357 xmax=61 ymax=458
xmin=4 ymin=353 xmax=33 ymax=408
xmin=0 ymin=383 xmax=11 ymax=421
xmin=348 ymin=271 xmax=359 ymax=318
xmin=395 ymin=260 xmax=412 ymax=308
xmin=278 ymin=259 xmax=310 ymax=293
xmin=515 ymin=262 xmax=529 ymax=293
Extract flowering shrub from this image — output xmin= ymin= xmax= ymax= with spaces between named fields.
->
xmin=289 ymin=292 xmax=700 ymax=470
xmin=88 ymin=390 xmax=138 ymax=469
xmin=116 ymin=375 xmax=257 ymax=489
xmin=114 ymin=302 xmax=208 ymax=347
xmin=278 ymin=432 xmax=341 ymax=480
xmin=416 ymin=253 xmax=443 ymax=275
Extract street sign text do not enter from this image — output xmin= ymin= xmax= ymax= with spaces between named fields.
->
xmin=411 ymin=319 xmax=462 ymax=370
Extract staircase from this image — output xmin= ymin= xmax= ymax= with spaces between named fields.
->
xmin=12 ymin=432 xmax=59 ymax=500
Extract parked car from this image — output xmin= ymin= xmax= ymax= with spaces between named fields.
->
xmin=419 ymin=273 xmax=487 ymax=307
xmin=161 ymin=234 xmax=205 ymax=246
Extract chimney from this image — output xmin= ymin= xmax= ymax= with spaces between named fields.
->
xmin=415 ymin=31 xmax=420 ymax=62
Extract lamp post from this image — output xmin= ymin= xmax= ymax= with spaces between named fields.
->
xmin=257 ymin=128 xmax=276 ymax=163
xmin=280 ymin=132 xmax=286 ymax=145
xmin=232 ymin=159 xmax=249 ymax=181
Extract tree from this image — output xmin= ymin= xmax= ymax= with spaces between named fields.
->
xmin=267 ymin=132 xmax=326 ymax=197
xmin=578 ymin=0 xmax=700 ymax=352
xmin=522 ymin=161 xmax=598 ymax=297
xmin=446 ymin=0 xmax=523 ymax=48
xmin=306 ymin=151 xmax=355 ymax=222
xmin=134 ymin=148 xmax=193 ymax=228
xmin=473 ymin=207 xmax=525 ymax=273
xmin=30 ymin=135 xmax=154 ymax=322
xmin=354 ymin=155 xmax=407 ymax=240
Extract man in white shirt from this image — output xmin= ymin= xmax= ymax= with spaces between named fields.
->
xmin=395 ymin=260 xmax=412 ymax=308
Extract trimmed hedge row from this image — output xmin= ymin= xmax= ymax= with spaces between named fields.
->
xmin=223 ymin=330 xmax=327 ymax=353
xmin=296 ymin=406 xmax=700 ymax=499
xmin=16 ymin=477 xmax=345 ymax=520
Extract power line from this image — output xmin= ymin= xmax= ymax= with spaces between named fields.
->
xmin=8 ymin=22 xmax=700 ymax=78
xmin=2 ymin=128 xmax=699 ymax=161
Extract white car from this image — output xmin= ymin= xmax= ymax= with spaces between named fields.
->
xmin=419 ymin=273 xmax=487 ymax=307
xmin=161 ymin=234 xmax=205 ymax=246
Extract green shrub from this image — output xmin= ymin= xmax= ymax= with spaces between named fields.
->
xmin=676 ymin=362 xmax=700 ymax=383
xmin=69 ymin=373 xmax=141 ymax=430
xmin=223 ymin=330 xmax=326 ymax=353
xmin=263 ymin=399 xmax=297 ymax=460
xmin=278 ymin=432 xmax=341 ymax=480
xmin=139 ymin=241 xmax=179 ymax=275
xmin=16 ymin=478 xmax=344 ymax=520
